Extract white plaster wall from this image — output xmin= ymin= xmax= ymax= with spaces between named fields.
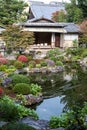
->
xmin=62 ymin=34 xmax=79 ymax=48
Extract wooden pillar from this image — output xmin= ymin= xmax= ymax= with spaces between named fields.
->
xmin=51 ymin=33 xmax=55 ymax=48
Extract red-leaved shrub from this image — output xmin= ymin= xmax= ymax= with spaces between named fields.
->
xmin=0 ymin=87 xmax=4 ymax=95
xmin=0 ymin=58 xmax=8 ymax=64
xmin=17 ymin=55 xmax=28 ymax=62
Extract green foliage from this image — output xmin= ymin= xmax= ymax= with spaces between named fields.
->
xmin=50 ymin=56 xmax=57 ymax=62
xmin=0 ymin=96 xmax=38 ymax=121
xmin=41 ymin=61 xmax=47 ymax=67
xmin=52 ymin=10 xmax=67 ymax=22
xmin=79 ymin=34 xmax=87 ymax=47
xmin=1 ymin=122 xmax=36 ymax=130
xmin=36 ymin=64 xmax=41 ymax=68
xmin=66 ymin=48 xmax=83 ymax=57
xmin=14 ymin=61 xmax=23 ymax=69
xmin=13 ymin=83 xmax=31 ymax=95
xmin=28 ymin=55 xmax=33 ymax=61
xmin=30 ymin=84 xmax=42 ymax=96
xmin=16 ymin=94 xmax=27 ymax=105
xmin=55 ymin=61 xmax=63 ymax=66
xmin=77 ymin=0 xmax=87 ymax=18
xmin=49 ymin=104 xmax=87 ymax=129
xmin=66 ymin=124 xmax=87 ymax=130
xmin=10 ymin=74 xmax=30 ymax=85
xmin=29 ymin=60 xmax=36 ymax=68
xmin=2 ymin=25 xmax=35 ymax=51
xmin=58 ymin=10 xmax=67 ymax=22
xmin=47 ymin=48 xmax=62 ymax=58
xmin=49 ymin=115 xmax=68 ymax=128
xmin=73 ymin=39 xmax=78 ymax=47
xmin=82 ymin=50 xmax=87 ymax=58
xmin=0 ymin=65 xmax=8 ymax=71
xmin=65 ymin=1 xmax=83 ymax=23
xmin=0 ymin=0 xmax=28 ymax=25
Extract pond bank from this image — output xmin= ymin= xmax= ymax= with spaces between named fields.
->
xmin=20 ymin=117 xmax=64 ymax=130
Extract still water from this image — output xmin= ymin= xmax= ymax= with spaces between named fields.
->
xmin=29 ymin=64 xmax=87 ymax=120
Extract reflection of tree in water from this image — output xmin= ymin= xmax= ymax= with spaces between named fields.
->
xmin=29 ymin=72 xmax=66 ymax=98
xmin=29 ymin=63 xmax=87 ymax=111
xmin=61 ymin=64 xmax=87 ymax=112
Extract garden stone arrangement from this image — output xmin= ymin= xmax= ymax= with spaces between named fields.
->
xmin=1 ymin=48 xmax=87 ymax=130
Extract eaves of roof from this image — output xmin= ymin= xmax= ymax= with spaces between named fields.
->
xmin=22 ymin=22 xmax=66 ymax=28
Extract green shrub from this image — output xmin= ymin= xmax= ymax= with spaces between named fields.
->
xmin=8 ymin=60 xmax=15 ymax=65
xmin=47 ymin=48 xmax=62 ymax=58
xmin=13 ymin=83 xmax=30 ymax=95
xmin=30 ymin=83 xmax=42 ymax=96
xmin=0 ymin=96 xmax=38 ymax=121
xmin=36 ymin=64 xmax=41 ymax=68
xmin=55 ymin=61 xmax=63 ymax=66
xmin=82 ymin=51 xmax=87 ymax=58
xmin=14 ymin=61 xmax=23 ymax=69
xmin=28 ymin=55 xmax=33 ymax=61
xmin=29 ymin=60 xmax=36 ymax=68
xmin=0 ymin=65 xmax=8 ymax=71
xmin=41 ymin=61 xmax=47 ymax=67
xmin=10 ymin=74 xmax=30 ymax=85
xmin=49 ymin=115 xmax=68 ymax=128
xmin=50 ymin=56 xmax=57 ymax=62
xmin=0 ymin=96 xmax=21 ymax=121
xmin=1 ymin=122 xmax=36 ymax=130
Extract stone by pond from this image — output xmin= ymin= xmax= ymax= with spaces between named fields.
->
xmin=24 ymin=66 xmax=63 ymax=73
xmin=19 ymin=117 xmax=65 ymax=130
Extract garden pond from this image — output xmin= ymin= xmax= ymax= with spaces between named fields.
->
xmin=28 ymin=63 xmax=87 ymax=120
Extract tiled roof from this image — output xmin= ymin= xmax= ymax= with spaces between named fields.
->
xmin=22 ymin=22 xmax=80 ymax=33
xmin=22 ymin=22 xmax=65 ymax=27
xmin=63 ymin=23 xmax=80 ymax=33
xmin=30 ymin=2 xmax=65 ymax=20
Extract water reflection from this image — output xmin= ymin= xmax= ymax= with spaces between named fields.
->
xmin=36 ymin=96 xmax=65 ymax=120
xmin=29 ymin=64 xmax=87 ymax=120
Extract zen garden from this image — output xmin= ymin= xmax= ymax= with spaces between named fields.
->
xmin=1 ymin=0 xmax=87 ymax=130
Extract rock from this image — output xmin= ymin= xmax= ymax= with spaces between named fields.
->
xmin=25 ymin=94 xmax=43 ymax=105
xmin=56 ymin=66 xmax=63 ymax=72
xmin=46 ymin=60 xmax=55 ymax=67
xmin=20 ymin=117 xmax=65 ymax=130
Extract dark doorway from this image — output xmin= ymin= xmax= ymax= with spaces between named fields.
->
xmin=55 ymin=33 xmax=60 ymax=47
xmin=34 ymin=32 xmax=51 ymax=45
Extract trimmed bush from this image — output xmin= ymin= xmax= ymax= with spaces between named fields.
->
xmin=41 ymin=61 xmax=47 ymax=67
xmin=14 ymin=61 xmax=23 ymax=69
xmin=29 ymin=60 xmax=36 ymax=68
xmin=1 ymin=122 xmax=37 ymax=130
xmin=18 ymin=55 xmax=28 ymax=62
xmin=0 ymin=58 xmax=8 ymax=65
xmin=13 ymin=83 xmax=30 ymax=95
xmin=10 ymin=74 xmax=30 ymax=85
xmin=0 ymin=65 xmax=8 ymax=71
xmin=36 ymin=64 xmax=41 ymax=68
xmin=0 ymin=96 xmax=38 ymax=121
xmin=55 ymin=61 xmax=63 ymax=66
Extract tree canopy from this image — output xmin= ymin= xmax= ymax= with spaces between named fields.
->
xmin=51 ymin=0 xmax=87 ymax=23
xmin=0 ymin=0 xmax=28 ymax=25
xmin=77 ymin=0 xmax=87 ymax=18
xmin=2 ymin=25 xmax=35 ymax=51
